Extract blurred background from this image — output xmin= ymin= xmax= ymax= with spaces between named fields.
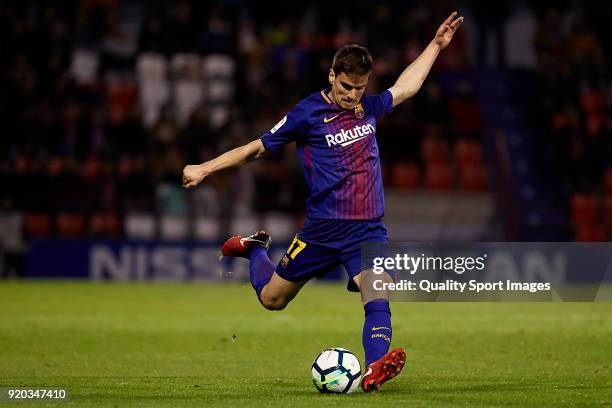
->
xmin=0 ymin=0 xmax=611 ymax=279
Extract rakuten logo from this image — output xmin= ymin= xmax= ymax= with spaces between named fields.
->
xmin=325 ymin=124 xmax=375 ymax=147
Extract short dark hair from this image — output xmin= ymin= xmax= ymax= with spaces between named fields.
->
xmin=331 ymin=45 xmax=373 ymax=76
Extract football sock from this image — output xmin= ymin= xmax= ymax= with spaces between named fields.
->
xmin=248 ymin=247 xmax=275 ymax=300
xmin=363 ymin=299 xmax=392 ymax=367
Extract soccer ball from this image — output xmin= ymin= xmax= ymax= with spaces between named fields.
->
xmin=311 ymin=348 xmax=362 ymax=393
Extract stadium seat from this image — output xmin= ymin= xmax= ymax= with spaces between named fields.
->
xmin=194 ymin=217 xmax=220 ymax=241
xmin=207 ymin=81 xmax=234 ymax=103
xmin=23 ymin=212 xmax=52 ymax=238
xmin=69 ymin=49 xmax=99 ymax=85
xmin=189 ymin=185 xmax=221 ymax=217
xmin=421 ymin=136 xmax=450 ymax=165
xmin=208 ymin=105 xmax=230 ymax=129
xmin=458 ymin=163 xmax=488 ymax=191
xmin=81 ymin=156 xmax=103 ymax=182
xmin=585 ymin=113 xmax=602 ymax=138
xmin=575 ymin=225 xmax=606 ymax=242
xmin=159 ymin=215 xmax=189 ymax=241
xmin=604 ymin=196 xmax=612 ymax=226
xmin=263 ymin=212 xmax=295 ymax=241
xmin=107 ymin=79 xmax=137 ymax=125
xmin=201 ymin=54 xmax=235 ymax=130
xmin=57 ymin=213 xmax=86 ymax=238
xmin=425 ymin=163 xmax=453 ymax=191
xmin=454 ymin=138 xmax=483 ymax=165
xmin=551 ymin=112 xmax=569 ymax=131
xmin=124 ymin=212 xmax=156 ymax=240
xmin=171 ymin=53 xmax=203 ymax=80
xmin=0 ymin=211 xmax=24 ymax=252
xmin=137 ymin=54 xmax=171 ymax=127
xmin=202 ymin=54 xmax=235 ymax=79
xmin=157 ymin=183 xmax=187 ymax=216
xmin=603 ymin=168 xmax=612 ymax=195
xmin=230 ymin=216 xmax=258 ymax=236
xmin=570 ymin=193 xmax=600 ymax=226
xmin=173 ymin=79 xmax=204 ymax=126
xmin=391 ymin=162 xmax=421 ymax=190
xmin=90 ymin=213 xmax=122 ymax=236
xmin=136 ymin=53 xmax=168 ymax=82
xmin=580 ymin=90 xmax=604 ymax=115
xmin=117 ymin=156 xmax=134 ymax=179
xmin=47 ymin=157 xmax=66 ymax=178
xmin=139 ymin=80 xmax=170 ymax=127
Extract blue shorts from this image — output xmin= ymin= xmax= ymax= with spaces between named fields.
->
xmin=275 ymin=217 xmax=388 ymax=292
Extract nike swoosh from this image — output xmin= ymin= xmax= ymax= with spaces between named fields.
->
xmin=323 ymin=114 xmax=341 ymax=123
xmin=364 ymin=367 xmax=372 ymax=377
xmin=371 ymin=326 xmax=391 ymax=331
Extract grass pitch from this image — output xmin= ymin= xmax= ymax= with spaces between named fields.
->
xmin=0 ymin=281 xmax=611 ymax=407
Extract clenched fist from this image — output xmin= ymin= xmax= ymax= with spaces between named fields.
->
xmin=182 ymin=164 xmax=207 ymax=188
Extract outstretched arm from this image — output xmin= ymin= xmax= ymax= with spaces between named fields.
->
xmin=182 ymin=139 xmax=265 ymax=188
xmin=388 ymin=12 xmax=463 ymax=107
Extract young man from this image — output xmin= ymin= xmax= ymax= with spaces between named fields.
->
xmin=183 ymin=12 xmax=463 ymax=392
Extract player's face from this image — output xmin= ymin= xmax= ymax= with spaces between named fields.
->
xmin=329 ymin=70 xmax=370 ymax=110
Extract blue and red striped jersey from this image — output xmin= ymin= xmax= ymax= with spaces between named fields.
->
xmin=260 ymin=88 xmax=393 ymax=220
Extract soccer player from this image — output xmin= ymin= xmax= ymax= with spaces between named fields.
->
xmin=183 ymin=12 xmax=463 ymax=392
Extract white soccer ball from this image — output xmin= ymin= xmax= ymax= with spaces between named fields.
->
xmin=311 ymin=348 xmax=362 ymax=393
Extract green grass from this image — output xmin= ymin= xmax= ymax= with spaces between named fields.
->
xmin=0 ymin=281 xmax=611 ymax=407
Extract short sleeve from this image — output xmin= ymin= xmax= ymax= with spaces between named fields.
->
xmin=260 ymin=104 xmax=308 ymax=154
xmin=364 ymin=90 xmax=394 ymax=119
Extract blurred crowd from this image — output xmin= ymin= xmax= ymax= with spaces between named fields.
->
xmin=530 ymin=3 xmax=612 ymax=240
xmin=0 ymin=0 xmax=611 ymax=244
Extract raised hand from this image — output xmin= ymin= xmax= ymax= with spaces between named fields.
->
xmin=182 ymin=164 xmax=207 ymax=189
xmin=433 ymin=11 xmax=464 ymax=50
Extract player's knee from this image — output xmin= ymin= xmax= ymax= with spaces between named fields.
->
xmin=260 ymin=294 xmax=288 ymax=311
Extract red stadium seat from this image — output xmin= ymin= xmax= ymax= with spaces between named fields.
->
xmin=81 ymin=156 xmax=103 ymax=182
xmin=47 ymin=157 xmax=66 ymax=177
xmin=90 ymin=213 xmax=122 ymax=236
xmin=425 ymin=163 xmax=453 ymax=191
xmin=570 ymin=193 xmax=599 ymax=226
xmin=458 ymin=163 xmax=488 ymax=191
xmin=421 ymin=136 xmax=450 ymax=165
xmin=24 ymin=212 xmax=52 ymax=238
xmin=57 ymin=213 xmax=86 ymax=238
xmin=575 ymin=225 xmax=606 ymax=242
xmin=391 ymin=162 xmax=421 ymax=190
xmin=454 ymin=138 xmax=483 ymax=166
xmin=107 ymin=80 xmax=137 ymax=125
xmin=117 ymin=157 xmax=134 ymax=179
xmin=551 ymin=113 xmax=569 ymax=132
xmin=586 ymin=113 xmax=602 ymax=138
xmin=604 ymin=196 xmax=612 ymax=226
xmin=603 ymin=168 xmax=612 ymax=195
xmin=580 ymin=90 xmax=604 ymax=115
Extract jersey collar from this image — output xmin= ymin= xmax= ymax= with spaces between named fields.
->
xmin=320 ymin=88 xmax=334 ymax=105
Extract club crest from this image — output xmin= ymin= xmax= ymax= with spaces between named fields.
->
xmin=354 ymin=103 xmax=364 ymax=119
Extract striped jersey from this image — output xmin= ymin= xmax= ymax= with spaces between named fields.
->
xmin=260 ymin=88 xmax=393 ymax=220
